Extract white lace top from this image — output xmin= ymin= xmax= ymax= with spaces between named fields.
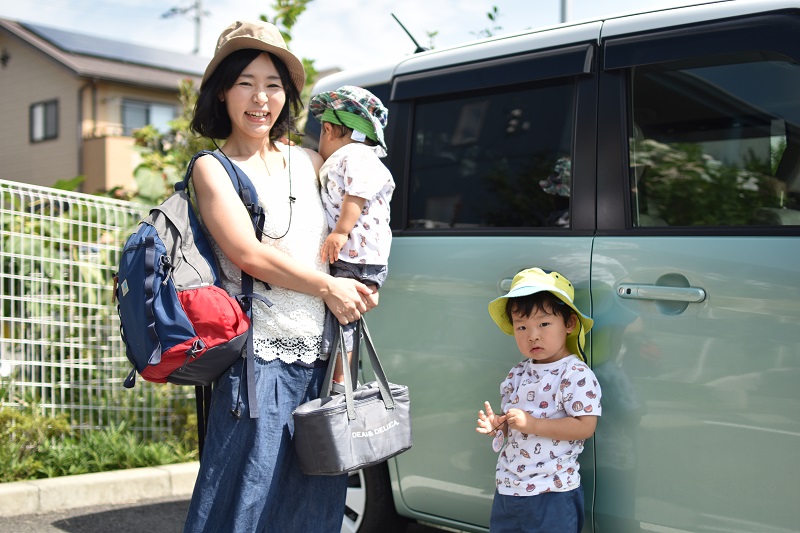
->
xmin=201 ymin=144 xmax=329 ymax=365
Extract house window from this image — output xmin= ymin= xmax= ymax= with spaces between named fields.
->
xmin=122 ymin=100 xmax=178 ymax=136
xmin=30 ymin=99 xmax=58 ymax=142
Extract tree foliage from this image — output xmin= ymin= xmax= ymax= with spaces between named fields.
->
xmin=471 ymin=6 xmax=502 ymax=39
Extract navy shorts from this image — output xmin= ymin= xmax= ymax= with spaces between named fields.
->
xmin=490 ymin=487 xmax=584 ymax=533
xmin=320 ymin=260 xmax=387 ymax=355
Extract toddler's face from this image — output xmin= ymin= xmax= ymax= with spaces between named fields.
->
xmin=510 ymin=306 xmax=576 ymax=364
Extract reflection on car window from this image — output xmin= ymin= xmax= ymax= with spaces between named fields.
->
xmin=408 ymin=79 xmax=576 ymax=229
xmin=629 ymin=54 xmax=800 ymax=227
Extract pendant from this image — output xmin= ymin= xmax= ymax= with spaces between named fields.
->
xmin=492 ymin=429 xmax=505 ymax=453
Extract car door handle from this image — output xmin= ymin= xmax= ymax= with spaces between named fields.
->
xmin=616 ymin=284 xmax=706 ymax=303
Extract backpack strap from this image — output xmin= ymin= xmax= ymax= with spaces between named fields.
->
xmin=238 ymin=274 xmax=264 ymax=419
xmin=177 ymin=150 xmax=267 ymax=244
xmin=180 ymin=150 xmax=271 ymax=419
xmin=123 ymin=234 xmax=168 ymax=390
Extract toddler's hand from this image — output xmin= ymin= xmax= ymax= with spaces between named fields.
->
xmin=504 ymin=408 xmax=530 ymax=432
xmin=320 ymin=233 xmax=348 ymax=264
xmin=476 ymin=401 xmax=506 ymax=434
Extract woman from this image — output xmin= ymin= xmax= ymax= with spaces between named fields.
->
xmin=183 ymin=20 xmax=375 ymax=532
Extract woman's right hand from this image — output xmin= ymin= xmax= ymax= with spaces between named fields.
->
xmin=323 ymin=277 xmax=371 ymax=324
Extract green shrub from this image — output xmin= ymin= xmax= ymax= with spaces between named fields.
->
xmin=0 ymin=406 xmax=197 ymax=483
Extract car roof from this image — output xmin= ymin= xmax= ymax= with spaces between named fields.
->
xmin=312 ymin=0 xmax=798 ymax=93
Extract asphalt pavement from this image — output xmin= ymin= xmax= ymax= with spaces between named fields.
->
xmin=0 ymin=496 xmax=190 ymax=533
xmin=0 ymin=462 xmax=448 ymax=533
xmin=0 ymin=497 xmax=444 ymax=533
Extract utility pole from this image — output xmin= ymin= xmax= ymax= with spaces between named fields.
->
xmin=193 ymin=0 xmax=202 ymax=54
xmin=162 ymin=0 xmax=206 ymax=54
xmin=560 ymin=0 xmax=571 ymax=23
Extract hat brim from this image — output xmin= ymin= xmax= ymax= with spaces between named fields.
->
xmin=488 ymin=284 xmax=593 ymax=360
xmin=201 ymin=37 xmax=305 ymax=93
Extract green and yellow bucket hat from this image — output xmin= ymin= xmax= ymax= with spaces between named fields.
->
xmin=488 ymin=268 xmax=593 ymax=360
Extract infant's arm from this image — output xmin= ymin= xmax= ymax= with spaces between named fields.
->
xmin=320 ymin=194 xmax=367 ymax=264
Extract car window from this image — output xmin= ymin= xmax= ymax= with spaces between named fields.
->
xmin=629 ymin=53 xmax=800 ymax=227
xmin=407 ymin=78 xmax=576 ymax=229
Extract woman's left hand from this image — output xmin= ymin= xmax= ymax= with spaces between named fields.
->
xmin=324 ymin=277 xmax=370 ymax=324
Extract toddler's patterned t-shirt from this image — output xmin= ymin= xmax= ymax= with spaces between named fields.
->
xmin=496 ymin=354 xmax=602 ymax=496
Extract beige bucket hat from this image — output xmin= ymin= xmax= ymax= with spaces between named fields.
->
xmin=202 ymin=20 xmax=305 ymax=93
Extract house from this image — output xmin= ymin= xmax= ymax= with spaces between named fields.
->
xmin=0 ymin=18 xmax=207 ymax=193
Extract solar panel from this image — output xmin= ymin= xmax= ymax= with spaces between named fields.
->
xmin=22 ymin=21 xmax=208 ymax=75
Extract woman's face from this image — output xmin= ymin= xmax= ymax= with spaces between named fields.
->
xmin=222 ymin=52 xmax=287 ymax=140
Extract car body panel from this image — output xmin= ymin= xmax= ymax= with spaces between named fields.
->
xmin=591 ymin=237 xmax=800 ymax=532
xmin=363 ymin=236 xmax=593 ymax=529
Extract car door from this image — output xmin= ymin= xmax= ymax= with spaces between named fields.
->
xmin=362 ymin=30 xmax=602 ymax=530
xmin=592 ymin=10 xmax=800 ymax=533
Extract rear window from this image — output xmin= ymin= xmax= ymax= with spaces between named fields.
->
xmin=407 ymin=78 xmax=577 ymax=229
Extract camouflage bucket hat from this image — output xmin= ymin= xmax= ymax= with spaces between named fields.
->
xmin=309 ymin=85 xmax=389 ymax=157
xmin=488 ymin=268 xmax=593 ymax=360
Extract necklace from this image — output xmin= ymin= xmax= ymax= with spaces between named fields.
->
xmin=260 ymin=146 xmax=281 ymax=176
xmin=260 ymin=143 xmax=294 ymax=240
xmin=213 ymin=141 xmax=294 ymax=240
xmin=260 ymin=154 xmax=272 ymax=176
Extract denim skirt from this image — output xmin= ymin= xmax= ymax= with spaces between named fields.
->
xmin=183 ymin=357 xmax=348 ymax=533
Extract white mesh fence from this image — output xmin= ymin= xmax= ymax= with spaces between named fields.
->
xmin=0 ymin=179 xmax=194 ymax=438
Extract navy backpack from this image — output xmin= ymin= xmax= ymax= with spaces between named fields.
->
xmin=115 ymin=150 xmax=268 ymax=419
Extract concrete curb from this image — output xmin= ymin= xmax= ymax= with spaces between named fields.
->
xmin=0 ymin=461 xmax=199 ymax=517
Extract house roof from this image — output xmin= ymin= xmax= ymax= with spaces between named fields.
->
xmin=0 ymin=18 xmax=207 ymax=90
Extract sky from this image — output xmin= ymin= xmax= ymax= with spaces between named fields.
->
xmin=0 ymin=0 xmax=705 ymax=72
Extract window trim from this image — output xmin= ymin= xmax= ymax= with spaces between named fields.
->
xmin=603 ymin=14 xmax=800 ymax=70
xmin=392 ymin=44 xmax=595 ymax=101
xmin=29 ymin=99 xmax=58 ymax=143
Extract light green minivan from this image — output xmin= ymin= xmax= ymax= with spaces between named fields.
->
xmin=307 ymin=1 xmax=800 ymax=531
